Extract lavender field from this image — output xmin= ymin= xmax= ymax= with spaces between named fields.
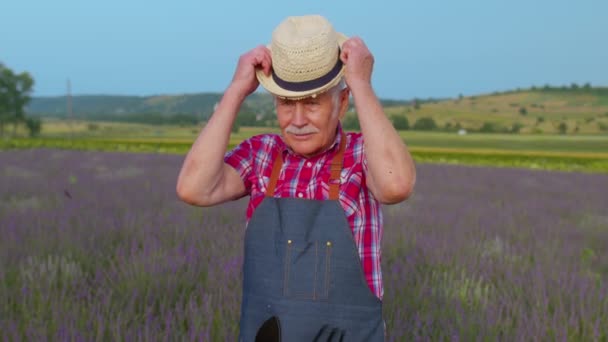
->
xmin=1 ymin=148 xmax=607 ymax=341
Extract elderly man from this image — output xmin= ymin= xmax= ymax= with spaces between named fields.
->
xmin=177 ymin=15 xmax=415 ymax=341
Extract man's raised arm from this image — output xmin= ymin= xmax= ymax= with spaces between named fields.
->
xmin=340 ymin=37 xmax=416 ymax=204
xmin=176 ymin=46 xmax=272 ymax=206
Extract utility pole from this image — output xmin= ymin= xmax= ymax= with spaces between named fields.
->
xmin=67 ymin=79 xmax=73 ymax=140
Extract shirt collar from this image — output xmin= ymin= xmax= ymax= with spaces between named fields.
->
xmin=280 ymin=122 xmax=344 ymax=158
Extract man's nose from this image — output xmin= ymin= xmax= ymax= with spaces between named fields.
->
xmin=291 ymin=103 xmax=308 ymax=127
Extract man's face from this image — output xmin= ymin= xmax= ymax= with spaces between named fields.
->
xmin=276 ymin=88 xmax=348 ymax=158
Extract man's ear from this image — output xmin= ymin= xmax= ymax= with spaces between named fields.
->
xmin=338 ymin=88 xmax=350 ymax=120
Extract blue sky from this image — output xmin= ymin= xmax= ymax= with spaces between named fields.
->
xmin=1 ymin=0 xmax=607 ymax=100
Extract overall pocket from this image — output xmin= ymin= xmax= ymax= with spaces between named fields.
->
xmin=283 ymin=239 xmax=332 ymax=301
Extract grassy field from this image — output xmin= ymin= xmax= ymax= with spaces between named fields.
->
xmin=2 ymin=119 xmax=608 ymax=173
xmin=16 ymin=119 xmax=608 ymax=154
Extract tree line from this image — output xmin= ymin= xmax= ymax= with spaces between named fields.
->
xmin=0 ymin=63 xmax=40 ymax=137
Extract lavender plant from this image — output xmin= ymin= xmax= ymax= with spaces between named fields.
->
xmin=1 ymin=149 xmax=607 ymax=341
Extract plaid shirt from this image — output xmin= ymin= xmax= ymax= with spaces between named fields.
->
xmin=224 ymin=125 xmax=384 ymax=300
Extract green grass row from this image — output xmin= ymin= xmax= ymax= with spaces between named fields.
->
xmin=2 ymin=137 xmax=608 ymax=174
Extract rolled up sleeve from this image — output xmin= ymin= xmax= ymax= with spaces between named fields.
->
xmin=224 ymin=139 xmax=253 ymax=194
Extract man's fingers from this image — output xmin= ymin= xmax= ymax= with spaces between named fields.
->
xmin=340 ymin=48 xmax=349 ymax=64
xmin=263 ymin=53 xmax=272 ymax=76
xmin=262 ymin=59 xmax=270 ymax=76
xmin=251 ymin=46 xmax=272 ymax=76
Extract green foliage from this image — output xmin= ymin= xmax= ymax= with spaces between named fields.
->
xmin=28 ymin=93 xmax=223 ymax=120
xmin=0 ymin=63 xmax=36 ymax=137
xmin=510 ymin=122 xmax=524 ymax=133
xmin=391 ymin=115 xmax=409 ymax=130
xmin=479 ymin=122 xmax=498 ymax=133
xmin=519 ymin=107 xmax=527 ymax=116
xmin=234 ymin=103 xmax=270 ymax=127
xmin=231 ymin=121 xmax=240 ymax=134
xmin=341 ymin=112 xmax=360 ymax=130
xmin=25 ymin=117 xmax=41 ymax=137
xmin=558 ymin=122 xmax=568 ymax=134
xmin=477 ymin=122 xmax=511 ymax=134
xmin=413 ymin=117 xmax=437 ymax=131
xmin=83 ymin=112 xmax=201 ymax=126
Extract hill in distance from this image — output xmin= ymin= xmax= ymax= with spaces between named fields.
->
xmin=383 ymin=86 xmax=608 ymax=134
xmin=27 ymin=85 xmax=608 ymax=134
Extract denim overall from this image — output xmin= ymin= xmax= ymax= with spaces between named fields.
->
xmin=238 ymin=133 xmax=384 ymax=341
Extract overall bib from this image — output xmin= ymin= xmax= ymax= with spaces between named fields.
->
xmin=238 ymin=133 xmax=384 ymax=341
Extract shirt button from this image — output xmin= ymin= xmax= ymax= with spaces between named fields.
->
xmin=306 ymin=161 xmax=312 ymax=167
xmin=297 ymin=192 xmax=304 ymax=198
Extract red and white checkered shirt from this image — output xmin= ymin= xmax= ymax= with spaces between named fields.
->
xmin=224 ymin=125 xmax=384 ymax=300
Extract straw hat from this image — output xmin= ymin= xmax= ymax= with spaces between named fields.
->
xmin=256 ymin=15 xmax=348 ymax=100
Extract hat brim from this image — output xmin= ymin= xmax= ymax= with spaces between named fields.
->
xmin=256 ymin=33 xmax=348 ymax=100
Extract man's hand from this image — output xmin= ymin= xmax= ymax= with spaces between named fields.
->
xmin=339 ymin=37 xmax=374 ymax=91
xmin=229 ymin=45 xmax=272 ymax=99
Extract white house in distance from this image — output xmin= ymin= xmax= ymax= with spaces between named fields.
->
xmin=458 ymin=128 xmax=467 ymax=135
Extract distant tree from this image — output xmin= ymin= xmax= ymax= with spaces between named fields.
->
xmin=390 ymin=115 xmax=409 ymax=130
xmin=571 ymin=83 xmax=579 ymax=90
xmin=412 ymin=117 xmax=437 ymax=131
xmin=558 ymin=122 xmax=568 ymax=134
xmin=0 ymin=63 xmax=35 ymax=137
xmin=342 ymin=112 xmax=360 ymax=130
xmin=536 ymin=116 xmax=545 ymax=124
xmin=0 ymin=67 xmax=9 ymax=135
xmin=231 ymin=121 xmax=240 ymax=133
xmin=232 ymin=101 xmax=259 ymax=127
xmin=479 ymin=122 xmax=497 ymax=133
xmin=519 ymin=107 xmax=527 ymax=116
xmin=583 ymin=82 xmax=591 ymax=90
xmin=511 ymin=122 xmax=524 ymax=133
xmin=25 ymin=117 xmax=41 ymax=136
xmin=172 ymin=113 xmax=200 ymax=126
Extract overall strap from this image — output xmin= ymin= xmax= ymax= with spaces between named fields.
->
xmin=265 ymin=150 xmax=284 ymax=198
xmin=265 ymin=132 xmax=347 ymax=199
xmin=328 ymin=132 xmax=346 ymax=200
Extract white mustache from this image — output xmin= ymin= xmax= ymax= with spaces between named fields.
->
xmin=285 ymin=125 xmax=320 ymax=135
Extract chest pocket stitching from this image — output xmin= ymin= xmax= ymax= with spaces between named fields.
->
xmin=283 ymin=240 xmax=331 ymax=301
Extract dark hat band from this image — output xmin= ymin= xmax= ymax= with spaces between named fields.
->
xmin=271 ymin=54 xmax=343 ymax=92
